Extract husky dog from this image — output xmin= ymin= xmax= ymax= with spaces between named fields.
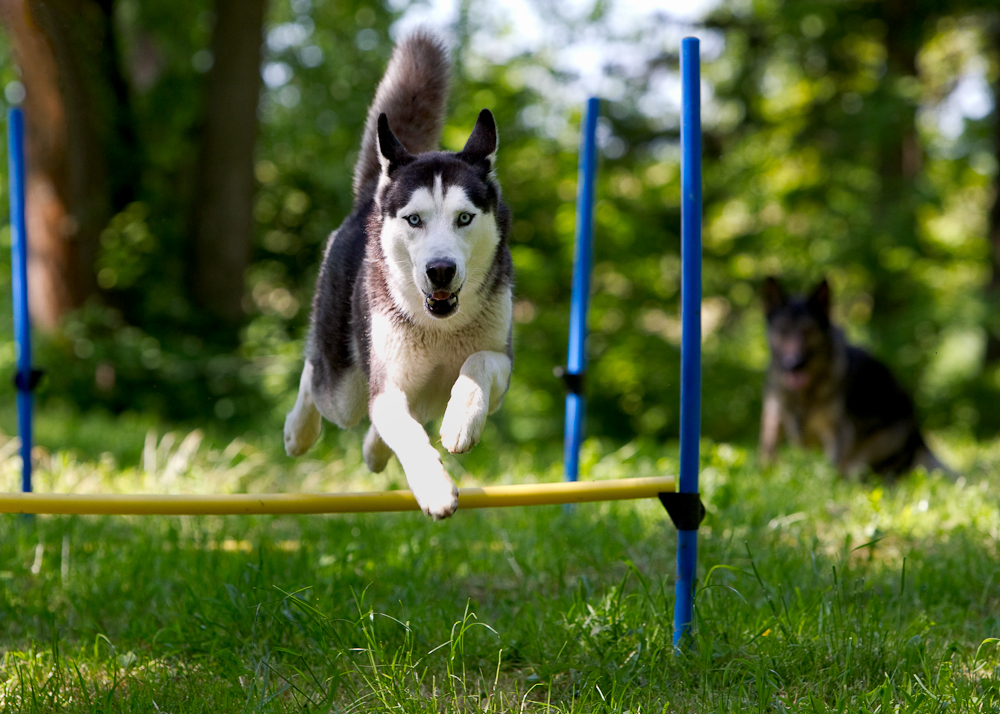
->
xmin=759 ymin=277 xmax=949 ymax=477
xmin=283 ymin=32 xmax=513 ymax=519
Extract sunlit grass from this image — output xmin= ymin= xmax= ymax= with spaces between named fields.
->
xmin=0 ymin=429 xmax=998 ymax=712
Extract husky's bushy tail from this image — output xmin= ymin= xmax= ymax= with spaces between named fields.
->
xmin=352 ymin=31 xmax=451 ymax=204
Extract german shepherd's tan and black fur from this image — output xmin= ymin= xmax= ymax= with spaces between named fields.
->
xmin=759 ymin=277 xmax=950 ymax=477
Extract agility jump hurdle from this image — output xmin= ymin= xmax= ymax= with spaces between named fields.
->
xmin=0 ymin=476 xmax=675 ymax=515
xmin=3 ymin=38 xmax=705 ymax=642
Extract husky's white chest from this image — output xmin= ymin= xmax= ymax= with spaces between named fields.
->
xmin=368 ymin=292 xmax=511 ymax=423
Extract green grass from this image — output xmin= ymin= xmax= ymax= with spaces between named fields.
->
xmin=0 ymin=427 xmax=998 ymax=712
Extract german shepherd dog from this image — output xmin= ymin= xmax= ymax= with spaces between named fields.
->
xmin=760 ymin=277 xmax=949 ymax=477
xmin=283 ymin=32 xmax=513 ymax=519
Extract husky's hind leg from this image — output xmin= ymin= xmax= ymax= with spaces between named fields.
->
xmin=363 ymin=424 xmax=392 ymax=473
xmin=285 ymin=360 xmax=323 ymax=456
xmin=310 ymin=361 xmax=367 ymax=430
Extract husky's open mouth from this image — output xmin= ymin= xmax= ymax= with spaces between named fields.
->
xmin=425 ymin=290 xmax=459 ymax=317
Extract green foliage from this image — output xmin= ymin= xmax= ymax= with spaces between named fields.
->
xmin=0 ymin=0 xmax=998 ymax=447
xmin=698 ymin=0 xmax=1000 ymax=439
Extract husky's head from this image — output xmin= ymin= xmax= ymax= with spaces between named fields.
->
xmin=374 ymin=110 xmax=503 ymax=321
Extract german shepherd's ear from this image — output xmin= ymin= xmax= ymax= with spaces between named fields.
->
xmin=377 ymin=113 xmax=414 ymax=173
xmin=807 ymin=279 xmax=831 ymax=320
xmin=762 ymin=277 xmax=787 ymax=316
xmin=458 ymin=109 xmax=498 ymax=169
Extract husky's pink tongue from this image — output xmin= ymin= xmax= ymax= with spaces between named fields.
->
xmin=431 ymin=291 xmax=453 ymax=300
xmin=782 ymin=371 xmax=810 ymax=391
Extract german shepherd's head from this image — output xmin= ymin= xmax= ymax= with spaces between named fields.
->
xmin=763 ymin=277 xmax=836 ymax=393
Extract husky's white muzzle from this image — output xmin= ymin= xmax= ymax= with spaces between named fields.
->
xmin=422 ymin=258 xmax=460 ymax=317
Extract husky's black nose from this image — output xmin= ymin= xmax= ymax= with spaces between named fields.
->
xmin=426 ymin=260 xmax=457 ymax=289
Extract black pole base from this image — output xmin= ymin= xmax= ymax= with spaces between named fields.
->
xmin=659 ymin=491 xmax=706 ymax=531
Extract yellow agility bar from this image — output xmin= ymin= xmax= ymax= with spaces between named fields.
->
xmin=0 ymin=475 xmax=675 ymax=516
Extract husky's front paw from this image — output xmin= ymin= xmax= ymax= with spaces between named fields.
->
xmin=440 ymin=376 xmax=487 ymax=454
xmin=409 ymin=459 xmax=459 ymax=520
xmin=284 ymin=408 xmax=322 ymax=457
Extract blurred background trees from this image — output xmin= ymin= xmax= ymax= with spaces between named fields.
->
xmin=0 ymin=0 xmax=997 ymax=458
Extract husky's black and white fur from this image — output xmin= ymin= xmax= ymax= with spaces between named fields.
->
xmin=283 ymin=32 xmax=513 ymax=519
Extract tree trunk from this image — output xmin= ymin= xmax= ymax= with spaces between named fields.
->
xmin=0 ymin=0 xmax=134 ymax=330
xmin=859 ymin=0 xmax=923 ymax=331
xmin=984 ymin=23 xmax=1000 ymax=363
xmin=1 ymin=0 xmax=79 ymax=331
xmin=881 ymin=0 xmax=923 ymax=182
xmin=192 ymin=0 xmax=266 ymax=323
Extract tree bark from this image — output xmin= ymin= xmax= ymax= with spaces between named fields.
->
xmin=1 ymin=0 xmax=78 ymax=331
xmin=881 ymin=0 xmax=922 ymax=182
xmin=192 ymin=0 xmax=266 ymax=323
xmin=984 ymin=23 xmax=1000 ymax=363
xmin=0 ymin=0 xmax=135 ymax=330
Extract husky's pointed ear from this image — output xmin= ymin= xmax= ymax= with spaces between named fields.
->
xmin=377 ymin=113 xmax=412 ymax=173
xmin=458 ymin=109 xmax=498 ymax=169
xmin=762 ymin=277 xmax=786 ymax=317
xmin=807 ymin=278 xmax=831 ymax=319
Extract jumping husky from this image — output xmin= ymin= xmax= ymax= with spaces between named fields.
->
xmin=283 ymin=32 xmax=513 ymax=519
xmin=759 ymin=277 xmax=950 ymax=477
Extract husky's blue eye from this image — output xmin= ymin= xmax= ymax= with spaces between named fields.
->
xmin=457 ymin=212 xmax=474 ymax=226
xmin=406 ymin=214 xmax=421 ymax=227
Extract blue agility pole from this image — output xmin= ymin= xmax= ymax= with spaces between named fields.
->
xmin=562 ymin=97 xmax=599 ymax=482
xmin=673 ymin=37 xmax=703 ymax=646
xmin=7 ymin=108 xmax=35 ymax=493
